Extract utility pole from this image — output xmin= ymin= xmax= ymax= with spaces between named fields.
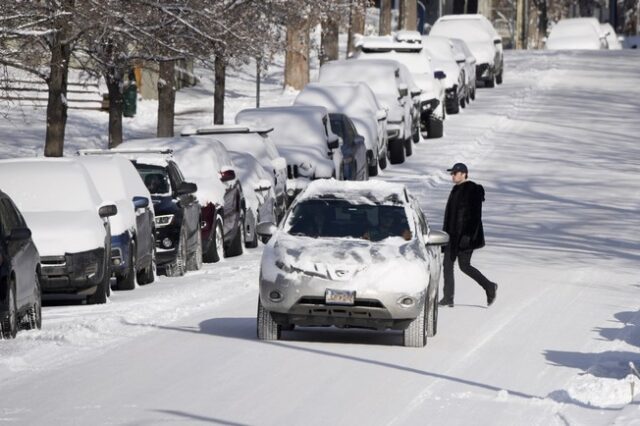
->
xmin=516 ymin=0 xmax=525 ymax=49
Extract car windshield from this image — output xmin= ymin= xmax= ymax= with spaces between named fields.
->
xmin=136 ymin=164 xmax=171 ymax=195
xmin=431 ymin=20 xmax=491 ymax=42
xmin=285 ymin=199 xmax=412 ymax=242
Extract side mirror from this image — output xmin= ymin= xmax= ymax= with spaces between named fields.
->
xmin=328 ymin=135 xmax=340 ymax=150
xmin=133 ymin=196 xmax=149 ymax=209
xmin=376 ymin=109 xmax=387 ymax=121
xmin=98 ymin=204 xmax=118 ymax=218
xmin=353 ymin=135 xmax=365 ymax=145
xmin=425 ymin=230 xmax=450 ymax=246
xmin=256 ymin=222 xmax=277 ymax=237
xmin=493 ymin=38 xmax=502 ymax=45
xmin=434 ymin=70 xmax=447 ymax=80
xmin=176 ymin=181 xmax=198 ymax=195
xmin=219 ymin=167 xmax=236 ymax=183
xmin=410 ymin=88 xmax=422 ymax=98
xmin=398 ymin=84 xmax=408 ymax=98
xmin=254 ymin=179 xmax=272 ymax=192
xmin=8 ymin=227 xmax=31 ymax=241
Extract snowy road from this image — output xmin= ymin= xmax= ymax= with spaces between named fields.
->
xmin=1 ymin=50 xmax=640 ymax=425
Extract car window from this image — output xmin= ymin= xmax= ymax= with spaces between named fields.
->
xmin=285 ymin=199 xmax=411 ymax=241
xmin=0 ymin=199 xmax=23 ymax=234
xmin=136 ymin=164 xmax=172 ymax=195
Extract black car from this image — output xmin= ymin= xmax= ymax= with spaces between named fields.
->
xmin=0 ymin=190 xmax=41 ymax=339
xmin=328 ymin=113 xmax=368 ymax=181
xmin=132 ymin=157 xmax=201 ymax=277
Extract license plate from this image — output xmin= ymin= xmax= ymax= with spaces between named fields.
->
xmin=325 ymin=289 xmax=355 ymax=306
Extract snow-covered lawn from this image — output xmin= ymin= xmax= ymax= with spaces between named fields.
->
xmin=1 ymin=49 xmax=640 ymax=425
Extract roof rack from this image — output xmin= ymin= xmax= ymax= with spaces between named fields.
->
xmin=181 ymin=124 xmax=274 ymax=137
xmin=78 ymin=148 xmax=174 ymax=156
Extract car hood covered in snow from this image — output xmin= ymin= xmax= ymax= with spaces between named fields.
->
xmin=22 ymin=211 xmax=106 ymax=256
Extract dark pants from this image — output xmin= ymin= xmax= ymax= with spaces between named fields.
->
xmin=443 ymin=247 xmax=493 ymax=301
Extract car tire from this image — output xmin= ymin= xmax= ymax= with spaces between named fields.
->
xmin=226 ymin=215 xmax=244 ymax=257
xmin=466 ymin=90 xmax=471 ymax=104
xmin=404 ymin=137 xmax=413 ymax=157
xmin=186 ymin=228 xmax=203 ymax=271
xmin=427 ymin=290 xmax=438 ymax=338
xmin=496 ymin=71 xmax=503 ymax=85
xmin=1 ymin=281 xmax=18 ymax=339
xmin=137 ymin=236 xmax=156 ymax=285
xmin=412 ymin=126 xmax=420 ymax=143
xmin=426 ymin=114 xmax=444 ymax=139
xmin=368 ymin=152 xmax=379 ymax=177
xmin=257 ymin=298 xmax=281 ymax=341
xmin=471 ymin=86 xmax=476 ymax=100
xmin=165 ymin=226 xmax=187 ymax=277
xmin=485 ymin=76 xmax=495 ymax=88
xmin=378 ymin=148 xmax=388 ymax=170
xmin=24 ymin=273 xmax=42 ymax=331
xmin=403 ymin=298 xmax=427 ymax=347
xmin=116 ymin=241 xmax=136 ymax=291
xmin=460 ymin=94 xmax=466 ymax=109
xmin=388 ymin=139 xmax=405 ymax=165
xmin=87 ymin=261 xmax=110 ymax=305
xmin=447 ymin=95 xmax=460 ymax=114
xmin=204 ymin=216 xmax=224 ymax=263
xmin=245 ymin=214 xmax=259 ymax=248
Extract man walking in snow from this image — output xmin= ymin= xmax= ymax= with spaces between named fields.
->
xmin=439 ymin=163 xmax=497 ymax=308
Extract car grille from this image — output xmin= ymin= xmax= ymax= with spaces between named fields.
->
xmin=296 ymin=296 xmax=384 ymax=308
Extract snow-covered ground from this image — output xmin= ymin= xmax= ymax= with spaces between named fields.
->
xmin=1 ymin=49 xmax=640 ymax=425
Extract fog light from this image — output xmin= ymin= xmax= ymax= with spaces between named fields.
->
xmin=269 ymin=290 xmax=283 ymax=302
xmin=113 ymin=259 xmax=121 ymax=266
xmin=162 ymin=237 xmax=173 ymax=248
xmin=398 ymin=296 xmax=415 ymax=307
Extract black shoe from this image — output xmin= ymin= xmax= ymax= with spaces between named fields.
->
xmin=438 ymin=298 xmax=454 ymax=307
xmin=487 ymin=283 xmax=498 ymax=306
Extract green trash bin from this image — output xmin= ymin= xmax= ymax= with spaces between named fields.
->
xmin=122 ymin=80 xmax=137 ymax=117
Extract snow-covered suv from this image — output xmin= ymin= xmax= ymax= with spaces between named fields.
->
xmin=255 ymin=180 xmax=450 ymax=347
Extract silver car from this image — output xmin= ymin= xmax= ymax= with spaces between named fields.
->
xmin=256 ymin=180 xmax=449 ymax=347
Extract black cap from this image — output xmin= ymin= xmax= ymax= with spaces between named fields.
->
xmin=447 ymin=162 xmax=468 ymax=174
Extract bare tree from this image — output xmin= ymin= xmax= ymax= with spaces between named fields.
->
xmin=379 ymin=0 xmax=393 ymax=35
xmin=347 ymin=0 xmax=367 ymax=56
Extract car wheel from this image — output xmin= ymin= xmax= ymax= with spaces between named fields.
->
xmin=24 ymin=273 xmax=42 ymax=330
xmin=404 ymin=137 xmax=413 ymax=157
xmin=447 ymin=95 xmax=460 ymax=114
xmin=412 ymin=126 xmax=420 ymax=143
xmin=426 ymin=114 xmax=444 ymax=139
xmin=496 ymin=71 xmax=503 ymax=85
xmin=427 ymin=290 xmax=438 ymax=337
xmin=87 ymin=261 xmax=110 ymax=305
xmin=471 ymin=85 xmax=476 ymax=100
xmin=137 ymin=235 xmax=156 ymax=285
xmin=226 ymin=214 xmax=245 ymax=257
xmin=368 ymin=152 xmax=379 ymax=177
xmin=388 ymin=139 xmax=405 ymax=165
xmin=257 ymin=298 xmax=281 ymax=341
xmin=378 ymin=148 xmax=387 ymax=170
xmin=245 ymin=212 xmax=259 ymax=249
xmin=485 ymin=75 xmax=495 ymax=88
xmin=165 ymin=227 xmax=187 ymax=277
xmin=186 ymin=228 xmax=203 ymax=271
xmin=116 ymin=241 xmax=136 ymax=290
xmin=460 ymin=94 xmax=466 ymax=108
xmin=403 ymin=298 xmax=427 ymax=347
xmin=1 ymin=281 xmax=18 ymax=339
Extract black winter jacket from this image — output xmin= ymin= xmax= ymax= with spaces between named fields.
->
xmin=443 ymin=180 xmax=485 ymax=258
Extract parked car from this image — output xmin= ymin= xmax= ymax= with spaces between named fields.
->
xmin=294 ymin=82 xmax=388 ymax=177
xmin=319 ymin=59 xmax=412 ymax=164
xmin=599 ymin=23 xmax=622 ymax=50
xmin=0 ymin=190 xmax=41 ymax=338
xmin=351 ymin=35 xmax=447 ymax=142
xmin=111 ymin=149 xmax=201 ymax=275
xmin=545 ymin=18 xmax=608 ymax=50
xmin=76 ymin=153 xmax=156 ymax=290
xmin=255 ymin=179 xmax=449 ymax=347
xmin=450 ymin=37 xmax=477 ymax=101
xmin=327 ymin=113 xmax=369 ymax=181
xmin=227 ymin=151 xmax=277 ymax=247
xmin=181 ymin=125 xmax=288 ymax=221
xmin=235 ymin=105 xmax=343 ymax=203
xmin=431 ymin=14 xmax=504 ymax=87
xmin=422 ymin=35 xmax=467 ymax=114
xmin=0 ymin=159 xmax=117 ymax=304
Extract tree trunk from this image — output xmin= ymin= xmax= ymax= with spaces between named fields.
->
xmin=321 ymin=15 xmax=339 ymax=65
xmin=399 ymin=0 xmax=418 ymax=31
xmin=157 ymin=60 xmax=175 ymax=137
xmin=453 ymin=0 xmax=466 ymax=14
xmin=44 ymin=2 xmax=74 ymax=157
xmin=348 ymin=0 xmax=366 ymax=56
xmin=284 ymin=18 xmax=309 ymax=90
xmin=214 ymin=55 xmax=226 ymax=125
xmin=106 ymin=67 xmax=124 ymax=148
xmin=379 ymin=0 xmax=392 ymax=35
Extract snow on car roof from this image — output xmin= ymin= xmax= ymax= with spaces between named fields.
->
xmin=395 ymin=30 xmax=423 ymax=43
xmin=180 ymin=124 xmax=274 ymax=136
xmin=358 ymin=36 xmax=422 ymax=52
xmin=431 ymin=18 xmax=493 ymax=42
xmin=298 ymin=179 xmax=408 ymax=206
xmin=421 ymin=36 xmax=455 ymax=60
xmin=295 ymin=82 xmax=378 ymax=116
xmin=319 ymin=60 xmax=401 ymax=100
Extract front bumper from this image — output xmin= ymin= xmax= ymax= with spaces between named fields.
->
xmin=40 ymin=248 xmax=107 ymax=295
xmin=260 ymin=271 xmax=425 ymax=331
xmin=155 ymin=224 xmax=181 ymax=266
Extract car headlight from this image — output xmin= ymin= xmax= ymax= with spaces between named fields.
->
xmin=297 ymin=162 xmax=314 ymax=177
xmin=155 ymin=214 xmax=174 ymax=228
xmin=275 ymin=259 xmax=293 ymax=273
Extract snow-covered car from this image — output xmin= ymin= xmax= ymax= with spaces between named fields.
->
xmin=255 ymin=180 xmax=450 ymax=347
xmin=351 ymin=36 xmax=447 ymax=141
xmin=600 ymin=23 xmax=622 ymax=50
xmin=0 ymin=159 xmax=117 ymax=305
xmin=0 ymin=189 xmax=41 ymax=338
xmin=294 ymin=82 xmax=388 ymax=176
xmin=328 ymin=113 xmax=368 ymax=181
xmin=117 ymin=138 xmax=246 ymax=265
xmin=227 ymin=151 xmax=277 ymax=247
xmin=181 ymin=125 xmax=288 ymax=221
xmin=76 ymin=154 xmax=156 ymax=289
xmin=431 ymin=14 xmax=504 ymax=87
xmin=319 ymin=59 xmax=412 ymax=165
xmin=422 ymin=35 xmax=467 ymax=114
xmin=545 ymin=18 xmax=607 ymax=50
xmin=235 ymin=106 xmax=343 ymax=203
xmin=450 ymin=37 xmax=477 ymax=101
